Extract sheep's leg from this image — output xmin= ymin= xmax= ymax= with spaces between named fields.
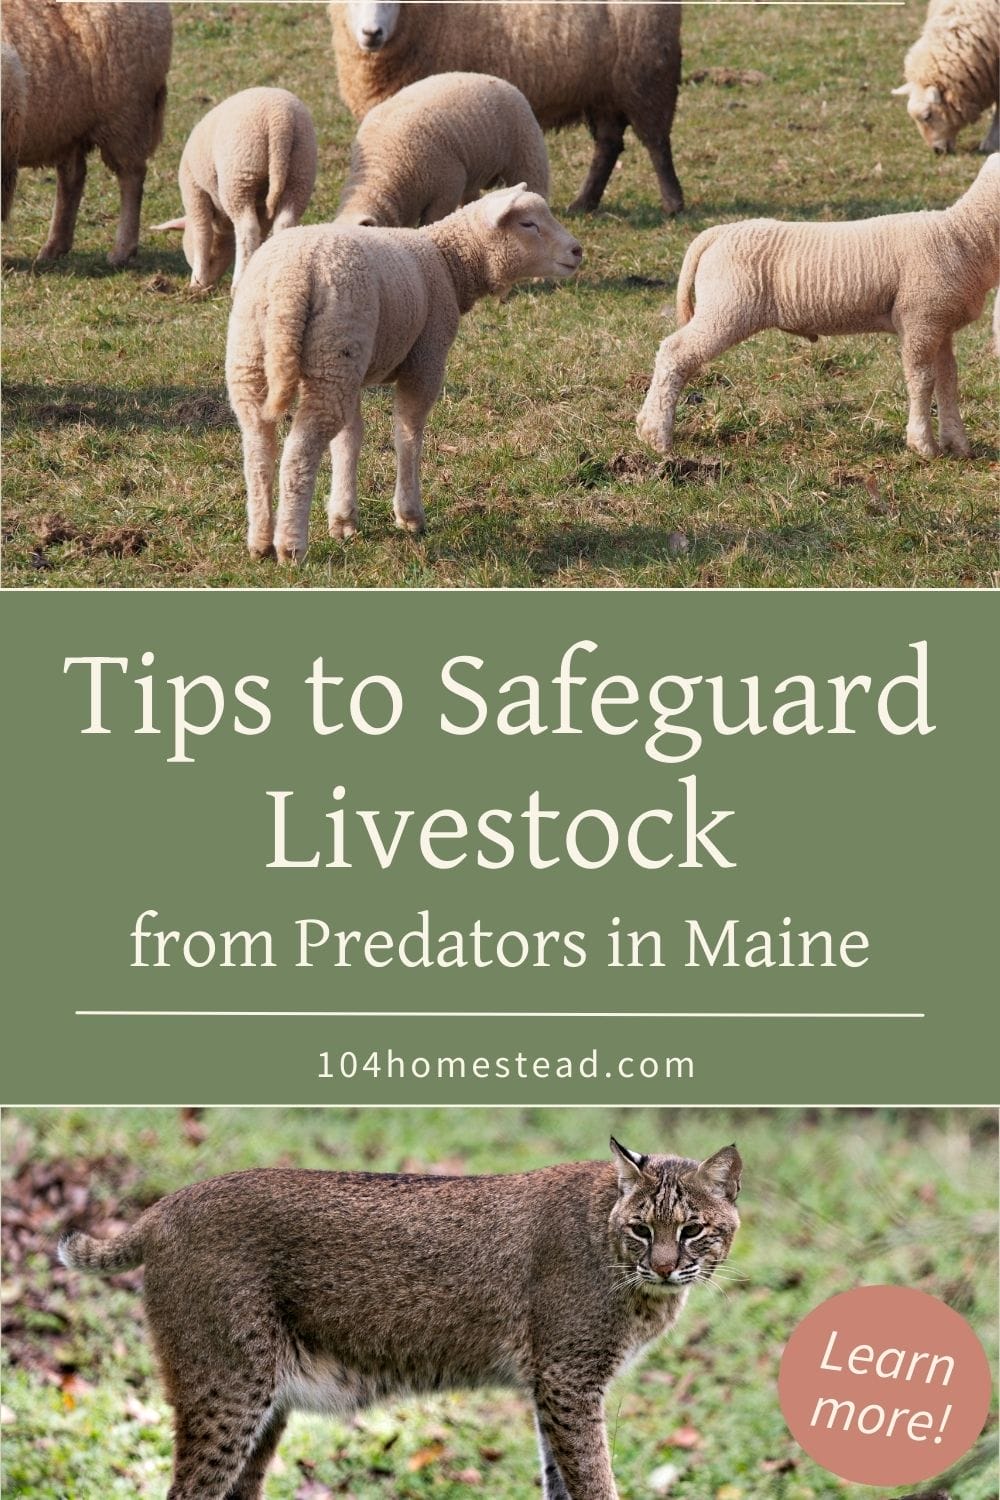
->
xmin=980 ymin=104 xmax=999 ymax=153
xmin=636 ymin=317 xmax=742 ymax=454
xmin=328 ymin=398 xmax=364 ymax=539
xmin=900 ymin=336 xmax=940 ymax=457
xmin=933 ymin=336 xmax=971 ymax=457
xmin=391 ymin=376 xmax=437 ymax=534
xmin=37 ymin=145 xmax=87 ymax=261
xmin=108 ymin=164 xmax=146 ymax=267
xmin=275 ymin=392 xmax=343 ymax=562
xmin=568 ymin=111 xmax=627 ymax=214
xmin=239 ymin=408 xmax=280 ymax=559
xmin=232 ymin=208 xmax=262 ymax=292
xmin=629 ymin=116 xmax=684 ymax=216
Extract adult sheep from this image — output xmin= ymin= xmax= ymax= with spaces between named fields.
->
xmin=1 ymin=43 xmax=26 ymax=223
xmin=0 ymin=0 xmax=172 ymax=266
xmin=330 ymin=1 xmax=684 ymax=215
xmin=893 ymin=0 xmax=999 ymax=154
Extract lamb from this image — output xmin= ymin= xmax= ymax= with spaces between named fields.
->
xmin=892 ymin=0 xmax=999 ymax=154
xmin=151 ymin=88 xmax=318 ymax=292
xmin=336 ymin=72 xmax=549 ymax=227
xmin=636 ymin=155 xmax=1000 ymax=460
xmin=225 ymin=185 xmax=582 ymax=560
xmin=0 ymin=0 xmax=171 ymax=266
xmin=1 ymin=42 xmax=26 ymax=223
xmin=330 ymin=2 xmax=684 ymax=216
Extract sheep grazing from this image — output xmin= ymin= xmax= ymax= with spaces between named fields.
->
xmin=1 ymin=42 xmax=26 ymax=223
xmin=330 ymin=1 xmax=684 ymax=216
xmin=636 ymin=155 xmax=1000 ymax=460
xmin=0 ymin=0 xmax=172 ymax=266
xmin=151 ymin=88 xmax=318 ymax=293
xmin=226 ymin=186 xmax=583 ymax=560
xmin=336 ymin=72 xmax=549 ymax=227
xmin=893 ymin=0 xmax=999 ymax=154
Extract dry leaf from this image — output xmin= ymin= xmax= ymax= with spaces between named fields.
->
xmin=407 ymin=1440 xmax=446 ymax=1472
xmin=666 ymin=1426 xmax=702 ymax=1450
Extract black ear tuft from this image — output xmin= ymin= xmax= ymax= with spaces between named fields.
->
xmin=610 ymin=1136 xmax=649 ymax=1187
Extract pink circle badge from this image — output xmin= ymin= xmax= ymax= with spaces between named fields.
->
xmin=778 ymin=1285 xmax=993 ymax=1487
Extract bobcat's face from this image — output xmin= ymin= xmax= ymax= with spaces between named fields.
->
xmin=608 ymin=1140 xmax=741 ymax=1293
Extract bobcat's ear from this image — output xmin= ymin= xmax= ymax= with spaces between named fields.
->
xmin=692 ymin=1143 xmax=742 ymax=1202
xmin=610 ymin=1136 xmax=650 ymax=1189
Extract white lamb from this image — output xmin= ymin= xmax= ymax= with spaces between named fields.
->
xmin=336 ymin=72 xmax=549 ymax=227
xmin=152 ymin=88 xmax=317 ymax=291
xmin=636 ymin=155 xmax=1000 ymax=460
xmin=893 ymin=0 xmax=999 ymax=154
xmin=225 ymin=186 xmax=582 ymax=561
xmin=0 ymin=0 xmax=172 ymax=266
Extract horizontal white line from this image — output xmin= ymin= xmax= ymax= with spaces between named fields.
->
xmin=76 ymin=1010 xmax=925 ymax=1019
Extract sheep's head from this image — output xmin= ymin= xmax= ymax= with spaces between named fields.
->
xmin=892 ymin=78 xmax=959 ymax=153
xmin=343 ymin=1 xmax=401 ymax=51
xmin=150 ymin=216 xmax=235 ymax=290
xmin=471 ymin=186 xmax=583 ymax=294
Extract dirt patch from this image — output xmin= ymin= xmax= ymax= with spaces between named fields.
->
xmin=32 ymin=514 xmax=148 ymax=561
xmin=659 ymin=456 xmax=724 ymax=484
xmin=171 ymin=393 xmax=233 ymax=429
xmin=687 ymin=67 xmax=767 ymax=87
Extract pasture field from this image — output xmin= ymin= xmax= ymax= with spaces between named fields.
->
xmin=1 ymin=1107 xmax=997 ymax=1498
xmin=1 ymin=2 xmax=997 ymax=588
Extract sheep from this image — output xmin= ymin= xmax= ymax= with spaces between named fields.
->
xmin=330 ymin=2 xmax=684 ymax=216
xmin=1 ymin=42 xmax=26 ymax=223
xmin=151 ymin=88 xmax=318 ymax=293
xmin=0 ymin=0 xmax=171 ymax=266
xmin=636 ymin=155 xmax=1000 ymax=461
xmin=892 ymin=0 xmax=999 ymax=154
xmin=335 ymin=72 xmax=549 ymax=227
xmin=225 ymin=185 xmax=582 ymax=560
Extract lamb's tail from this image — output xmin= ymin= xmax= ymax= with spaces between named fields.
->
xmin=58 ymin=1222 xmax=146 ymax=1275
xmin=261 ymin=263 xmax=312 ymax=423
xmin=265 ymin=108 xmax=296 ymax=221
xmin=675 ymin=224 xmax=728 ymax=326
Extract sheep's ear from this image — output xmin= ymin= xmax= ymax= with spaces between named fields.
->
xmin=610 ymin=1136 xmax=650 ymax=1190
xmin=690 ymin=1144 xmax=742 ymax=1202
xmin=891 ymin=83 xmax=912 ymax=98
xmin=480 ymin=183 xmax=529 ymax=229
xmin=150 ymin=217 xmax=187 ymax=232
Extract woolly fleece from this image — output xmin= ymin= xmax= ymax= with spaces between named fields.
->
xmin=226 ymin=186 xmax=582 ymax=560
xmin=330 ymin=1 xmax=683 ymax=215
xmin=336 ymin=72 xmax=549 ymax=227
xmin=158 ymin=87 xmax=318 ymax=291
xmin=0 ymin=0 xmax=171 ymax=265
xmin=637 ymin=154 xmax=1000 ymax=460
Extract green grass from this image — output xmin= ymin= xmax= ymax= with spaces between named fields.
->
xmin=1 ymin=1108 xmax=997 ymax=1498
xmin=1 ymin=2 xmax=998 ymax=587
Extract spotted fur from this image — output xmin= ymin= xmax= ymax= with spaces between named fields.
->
xmin=59 ymin=1141 xmax=742 ymax=1500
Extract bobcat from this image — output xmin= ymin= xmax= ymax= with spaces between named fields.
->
xmin=59 ymin=1137 xmax=742 ymax=1500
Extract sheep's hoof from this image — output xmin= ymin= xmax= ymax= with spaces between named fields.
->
xmin=35 ymin=241 xmax=70 ymax=264
xmin=276 ymin=545 xmax=306 ymax=564
xmin=636 ymin=416 xmax=672 ymax=456
xmin=565 ymin=197 xmax=597 ymax=217
xmin=396 ymin=517 xmax=426 ymax=536
xmin=906 ymin=434 xmax=939 ymax=459
xmin=107 ymin=247 xmax=137 ymax=269
xmin=249 ymin=543 xmax=277 ymax=561
xmin=941 ymin=434 xmax=972 ymax=458
xmin=329 ymin=517 xmax=359 ymax=540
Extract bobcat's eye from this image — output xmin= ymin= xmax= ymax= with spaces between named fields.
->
xmin=629 ymin=1221 xmax=653 ymax=1243
xmin=679 ymin=1222 xmax=704 ymax=1241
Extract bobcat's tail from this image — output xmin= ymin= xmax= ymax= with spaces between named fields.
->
xmin=674 ymin=223 xmax=728 ymax=326
xmin=59 ymin=1222 xmax=145 ymax=1274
